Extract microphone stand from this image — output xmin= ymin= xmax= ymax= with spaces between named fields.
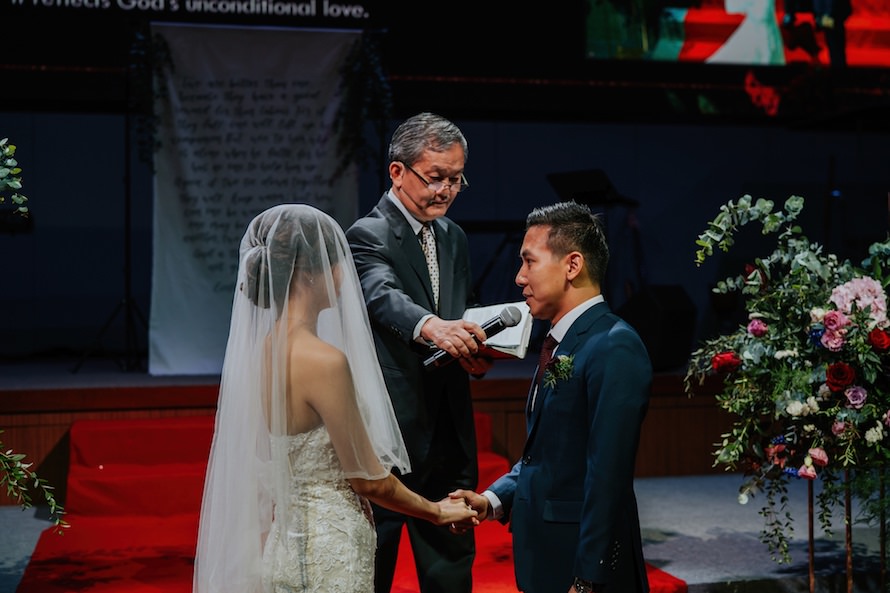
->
xmin=72 ymin=25 xmax=149 ymax=373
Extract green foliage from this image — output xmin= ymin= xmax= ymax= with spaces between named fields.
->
xmin=0 ymin=138 xmax=29 ymax=215
xmin=759 ymin=478 xmax=792 ymax=563
xmin=543 ymin=354 xmax=575 ymax=389
xmin=1 ymin=431 xmax=67 ymax=533
xmin=693 ymin=194 xmax=804 ymax=267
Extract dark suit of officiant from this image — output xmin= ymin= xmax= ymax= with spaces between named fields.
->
xmin=346 ymin=192 xmax=479 ymax=592
xmin=488 ymin=301 xmax=652 ymax=593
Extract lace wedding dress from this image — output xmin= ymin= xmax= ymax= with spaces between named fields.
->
xmin=262 ymin=426 xmax=376 ymax=592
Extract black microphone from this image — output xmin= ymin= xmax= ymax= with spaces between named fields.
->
xmin=423 ymin=306 xmax=523 ymax=370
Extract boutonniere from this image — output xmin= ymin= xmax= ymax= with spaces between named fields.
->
xmin=543 ymin=354 xmax=574 ymax=389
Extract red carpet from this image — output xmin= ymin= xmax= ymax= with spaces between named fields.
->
xmin=16 ymin=415 xmax=686 ymax=593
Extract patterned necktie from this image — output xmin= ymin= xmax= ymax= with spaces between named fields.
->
xmin=420 ymin=223 xmax=439 ymax=310
xmin=534 ymin=333 xmax=559 ymax=390
xmin=530 ymin=334 xmax=558 ymax=415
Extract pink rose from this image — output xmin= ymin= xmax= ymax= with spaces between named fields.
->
xmin=822 ymin=310 xmax=851 ymax=332
xmin=845 ymin=385 xmax=867 ymax=409
xmin=831 ymin=276 xmax=889 ymax=327
xmin=808 ymin=447 xmax=828 ymax=467
xmin=832 ymin=420 xmax=847 ymax=436
xmin=798 ymin=464 xmax=817 ymax=480
xmin=821 ymin=329 xmax=846 ymax=352
xmin=747 ymin=319 xmax=768 ymax=337
xmin=884 ymin=410 xmax=890 ymax=428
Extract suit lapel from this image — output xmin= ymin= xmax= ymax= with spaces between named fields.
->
xmin=377 ymin=197 xmax=438 ymax=310
xmin=523 ymin=303 xmax=611 ymax=447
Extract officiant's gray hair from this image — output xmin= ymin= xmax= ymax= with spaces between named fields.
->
xmin=388 ymin=112 xmax=469 ymax=165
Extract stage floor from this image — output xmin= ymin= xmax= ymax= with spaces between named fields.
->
xmin=0 ymin=353 xmax=222 ymax=391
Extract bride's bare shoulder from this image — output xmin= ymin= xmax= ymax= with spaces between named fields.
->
xmin=289 ymin=333 xmax=348 ymax=374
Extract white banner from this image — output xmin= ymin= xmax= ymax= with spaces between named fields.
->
xmin=149 ymin=23 xmax=359 ymax=375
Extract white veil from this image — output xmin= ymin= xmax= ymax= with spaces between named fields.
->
xmin=193 ymin=204 xmax=410 ymax=593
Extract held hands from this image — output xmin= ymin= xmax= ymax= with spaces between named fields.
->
xmin=435 ymin=495 xmax=479 ymax=527
xmin=422 ymin=317 xmax=487 ymax=360
xmin=447 ymin=489 xmax=490 ymax=534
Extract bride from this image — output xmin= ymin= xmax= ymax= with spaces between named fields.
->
xmin=193 ymin=204 xmax=477 ymax=593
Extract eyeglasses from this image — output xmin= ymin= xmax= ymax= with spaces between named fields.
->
xmin=403 ymin=163 xmax=469 ymax=194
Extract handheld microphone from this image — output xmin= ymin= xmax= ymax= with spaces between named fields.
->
xmin=423 ymin=306 xmax=522 ymax=370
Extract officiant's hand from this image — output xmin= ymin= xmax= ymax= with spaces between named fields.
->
xmin=448 ymin=489 xmax=490 ymax=533
xmin=421 ymin=317 xmax=486 ymax=360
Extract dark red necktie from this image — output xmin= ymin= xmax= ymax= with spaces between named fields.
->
xmin=534 ymin=334 xmax=559 ymax=388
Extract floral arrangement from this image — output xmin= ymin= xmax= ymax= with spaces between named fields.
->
xmin=0 ymin=137 xmax=29 ymax=215
xmin=543 ymin=354 xmax=574 ymax=389
xmin=685 ymin=195 xmax=890 ymax=563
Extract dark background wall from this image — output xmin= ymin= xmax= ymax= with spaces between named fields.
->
xmin=2 ymin=1 xmax=888 ymax=372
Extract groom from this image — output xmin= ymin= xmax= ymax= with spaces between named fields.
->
xmin=451 ymin=201 xmax=652 ymax=593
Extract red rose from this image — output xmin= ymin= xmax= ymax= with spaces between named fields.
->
xmin=826 ymin=361 xmax=856 ymax=392
xmin=712 ymin=351 xmax=742 ymax=373
xmin=868 ymin=328 xmax=890 ymax=351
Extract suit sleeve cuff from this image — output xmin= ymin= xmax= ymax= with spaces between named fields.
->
xmin=413 ymin=314 xmax=435 ymax=342
xmin=482 ymin=490 xmax=503 ymax=521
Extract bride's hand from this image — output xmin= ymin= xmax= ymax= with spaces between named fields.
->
xmin=435 ymin=496 xmax=478 ymax=527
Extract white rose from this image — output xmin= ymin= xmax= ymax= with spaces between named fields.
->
xmin=866 ymin=424 xmax=884 ymax=444
xmin=786 ymin=400 xmax=805 ymax=417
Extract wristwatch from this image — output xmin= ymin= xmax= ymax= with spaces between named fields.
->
xmin=573 ymin=577 xmax=594 ymax=593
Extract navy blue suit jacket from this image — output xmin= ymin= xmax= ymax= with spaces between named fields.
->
xmin=489 ymin=302 xmax=652 ymax=593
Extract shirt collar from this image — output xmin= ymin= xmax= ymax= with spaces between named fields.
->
xmin=548 ymin=295 xmax=605 ymax=344
xmin=387 ymin=190 xmax=427 ymax=236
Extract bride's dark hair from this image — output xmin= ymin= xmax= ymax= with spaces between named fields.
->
xmin=242 ymin=205 xmax=340 ymax=311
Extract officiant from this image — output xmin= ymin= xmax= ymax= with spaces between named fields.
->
xmin=345 ymin=112 xmax=495 ymax=593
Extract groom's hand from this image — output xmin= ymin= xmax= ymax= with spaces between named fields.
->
xmin=448 ymin=489 xmax=490 ymax=533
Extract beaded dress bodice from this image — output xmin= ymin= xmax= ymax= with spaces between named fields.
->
xmin=262 ymin=425 xmax=375 ymax=592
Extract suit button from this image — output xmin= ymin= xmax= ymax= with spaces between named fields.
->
xmin=521 ymin=456 xmax=531 ymax=464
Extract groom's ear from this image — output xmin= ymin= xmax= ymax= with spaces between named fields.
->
xmin=565 ymin=252 xmax=584 ymax=282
